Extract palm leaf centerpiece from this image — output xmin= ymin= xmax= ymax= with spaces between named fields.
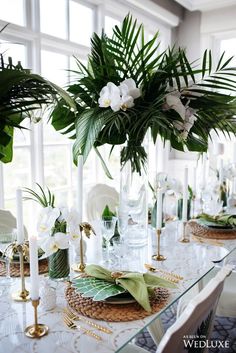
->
xmin=0 ymin=49 xmax=75 ymax=163
xmin=51 ymin=14 xmax=236 ymax=174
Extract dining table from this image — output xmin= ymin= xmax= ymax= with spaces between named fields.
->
xmin=0 ymin=221 xmax=235 ymax=353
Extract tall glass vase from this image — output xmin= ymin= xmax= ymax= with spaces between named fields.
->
xmin=119 ymin=153 xmax=148 ymax=247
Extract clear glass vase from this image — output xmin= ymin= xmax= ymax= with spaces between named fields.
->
xmin=119 ymin=156 xmax=148 ymax=247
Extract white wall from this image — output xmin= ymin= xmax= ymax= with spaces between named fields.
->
xmin=176 ymin=10 xmax=201 ymax=61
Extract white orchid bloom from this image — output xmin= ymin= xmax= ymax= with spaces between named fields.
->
xmin=165 ymin=92 xmax=186 ymax=120
xmin=40 ymin=232 xmax=69 ymax=257
xmin=173 ymin=106 xmax=197 ymax=141
xmin=64 ymin=208 xmax=81 ymax=242
xmin=120 ymin=95 xmax=134 ymax=111
xmin=37 ymin=206 xmax=60 ymax=235
xmin=119 ymin=78 xmax=141 ymax=99
xmin=98 ymin=82 xmax=121 ymax=112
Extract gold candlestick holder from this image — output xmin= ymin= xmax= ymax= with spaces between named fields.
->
xmin=25 ymin=298 xmax=49 ymax=338
xmin=78 ymin=233 xmax=86 ymax=272
xmin=179 ymin=221 xmax=190 ymax=243
xmin=12 ymin=243 xmax=30 ymax=302
xmin=71 ymin=222 xmax=95 ymax=273
xmin=152 ymin=229 xmax=166 ymax=261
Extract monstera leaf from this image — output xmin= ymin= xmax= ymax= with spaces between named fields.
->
xmin=72 ymin=277 xmax=126 ymax=301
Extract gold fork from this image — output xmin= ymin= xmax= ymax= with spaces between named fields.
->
xmin=145 ymin=263 xmax=183 ymax=282
xmin=63 ymin=315 xmax=102 ymax=341
xmin=64 ymin=308 xmax=113 ymax=334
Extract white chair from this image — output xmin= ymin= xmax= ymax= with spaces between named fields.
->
xmin=86 ymin=184 xmax=119 ymax=221
xmin=0 ymin=209 xmax=28 ymax=239
xmin=216 ymin=251 xmax=236 ymax=317
xmin=120 ymin=265 xmax=232 ymax=353
xmin=177 ymin=251 xmax=236 ymax=319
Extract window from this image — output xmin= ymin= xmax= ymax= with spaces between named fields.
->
xmin=0 ymin=0 xmax=172 ymax=231
xmin=69 ymin=1 xmax=94 ymax=46
xmin=104 ymin=16 xmax=120 ymax=36
xmin=0 ymin=0 xmax=25 ymax=26
xmin=40 ymin=0 xmax=67 ymax=39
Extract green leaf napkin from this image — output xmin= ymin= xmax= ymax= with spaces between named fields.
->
xmin=82 ymin=264 xmax=176 ymax=312
xmin=197 ymin=213 xmax=236 ymax=228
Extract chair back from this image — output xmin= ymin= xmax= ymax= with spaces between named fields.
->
xmin=0 ymin=209 xmax=28 ymax=240
xmin=157 ymin=266 xmax=232 ymax=353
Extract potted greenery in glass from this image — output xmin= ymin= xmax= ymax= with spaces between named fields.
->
xmin=50 ymin=14 xmax=236 ymax=242
xmin=24 ymin=184 xmax=80 ymax=279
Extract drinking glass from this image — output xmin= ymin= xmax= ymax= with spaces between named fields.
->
xmin=117 ymin=209 xmax=128 ymax=240
xmin=100 ymin=217 xmax=117 ymax=265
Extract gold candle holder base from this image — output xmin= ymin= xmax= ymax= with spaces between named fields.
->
xmin=152 ymin=254 xmax=167 ymax=261
xmin=179 ymin=237 xmax=190 ymax=243
xmin=178 ymin=222 xmax=190 ymax=243
xmin=152 ymin=229 xmax=167 ymax=262
xmin=25 ymin=323 xmax=49 ymax=338
xmin=12 ymin=289 xmax=30 ymax=302
xmin=25 ymin=299 xmax=49 ymax=338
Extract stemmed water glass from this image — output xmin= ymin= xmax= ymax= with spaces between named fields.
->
xmin=100 ymin=217 xmax=117 ymax=265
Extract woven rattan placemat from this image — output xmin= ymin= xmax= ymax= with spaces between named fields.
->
xmin=187 ymin=221 xmax=236 ymax=240
xmin=0 ymin=258 xmax=48 ymax=277
xmin=65 ymin=285 xmax=169 ymax=322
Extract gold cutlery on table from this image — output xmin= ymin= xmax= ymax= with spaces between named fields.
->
xmin=63 ymin=314 xmax=102 ymax=341
xmin=145 ymin=263 xmax=183 ymax=283
xmin=64 ymin=308 xmax=113 ymax=334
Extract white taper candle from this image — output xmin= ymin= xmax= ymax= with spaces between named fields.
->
xmin=16 ymin=188 xmax=24 ymax=245
xmin=156 ymin=188 xmax=163 ymax=230
xmin=77 ymin=155 xmax=83 ymax=223
xmin=29 ymin=235 xmax=39 ymax=300
xmin=182 ymin=167 xmax=188 ymax=222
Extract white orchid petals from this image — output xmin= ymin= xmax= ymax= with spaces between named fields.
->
xmin=120 ymin=95 xmax=134 ymax=111
xmin=99 ymin=79 xmax=140 ymax=111
xmin=119 ymin=78 xmax=141 ymax=100
xmin=166 ymin=94 xmax=186 ymax=120
xmin=54 ymin=232 xmax=69 ymax=249
xmin=40 ymin=237 xmax=58 ymax=257
xmin=173 ymin=120 xmax=184 ymax=131
xmin=37 ymin=206 xmax=60 ymax=235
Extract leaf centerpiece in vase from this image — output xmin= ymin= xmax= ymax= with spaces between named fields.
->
xmin=51 ymin=15 xmax=236 ymax=177
xmin=72 ymin=264 xmax=176 ymax=312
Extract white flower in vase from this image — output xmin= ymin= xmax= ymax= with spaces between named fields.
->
xmin=37 ymin=206 xmax=60 ymax=236
xmin=119 ymin=78 xmax=141 ymax=100
xmin=165 ymin=92 xmax=186 ymax=119
xmin=40 ymin=232 xmax=69 ymax=257
xmin=120 ymin=94 xmax=134 ymax=111
xmin=98 ymin=82 xmax=121 ymax=112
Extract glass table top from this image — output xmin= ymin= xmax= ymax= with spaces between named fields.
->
xmin=0 ymin=221 xmax=235 ymax=353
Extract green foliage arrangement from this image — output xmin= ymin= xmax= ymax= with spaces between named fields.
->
xmin=0 ymin=29 xmax=75 ymax=163
xmin=51 ymin=15 xmax=236 ymax=174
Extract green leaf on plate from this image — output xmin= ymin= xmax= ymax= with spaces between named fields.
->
xmin=72 ymin=277 xmax=126 ymax=301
